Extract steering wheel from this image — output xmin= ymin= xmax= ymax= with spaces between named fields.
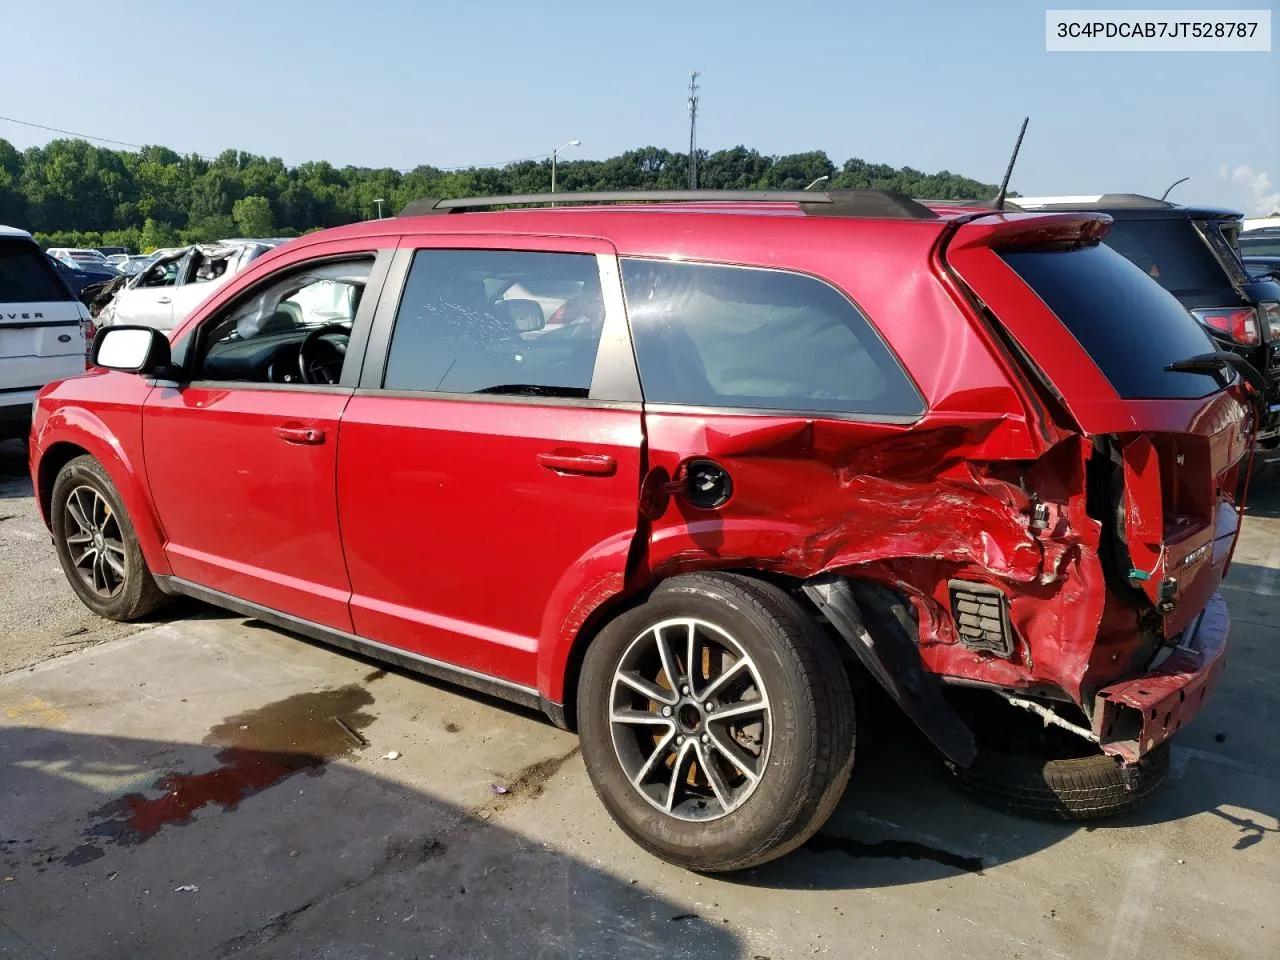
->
xmin=298 ymin=323 xmax=351 ymax=384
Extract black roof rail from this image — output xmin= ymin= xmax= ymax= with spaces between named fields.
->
xmin=397 ymin=189 xmax=938 ymax=220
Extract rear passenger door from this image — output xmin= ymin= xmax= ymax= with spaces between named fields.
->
xmin=336 ymin=237 xmax=643 ymax=691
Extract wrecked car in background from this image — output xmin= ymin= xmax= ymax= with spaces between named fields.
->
xmin=96 ymin=238 xmax=289 ymax=332
xmin=30 ymin=189 xmax=1253 ymax=872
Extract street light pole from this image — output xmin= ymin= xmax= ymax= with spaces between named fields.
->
xmin=551 ymin=139 xmax=581 ymax=194
xmin=374 ymin=198 xmax=385 ymax=219
xmin=804 ymin=176 xmax=830 ymax=191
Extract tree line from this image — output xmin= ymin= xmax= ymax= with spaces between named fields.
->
xmin=0 ymin=137 xmax=1000 ymax=252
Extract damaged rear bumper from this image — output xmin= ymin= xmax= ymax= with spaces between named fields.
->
xmin=1092 ymin=592 xmax=1229 ymax=763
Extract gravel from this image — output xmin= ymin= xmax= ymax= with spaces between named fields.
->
xmin=0 ymin=439 xmax=146 ymax=675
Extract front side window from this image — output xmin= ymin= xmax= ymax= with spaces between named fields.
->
xmin=620 ymin=259 xmax=923 ymax=417
xmin=383 ymin=249 xmax=605 ymax=397
xmin=194 ymin=258 xmax=373 ymax=384
xmin=136 ymin=257 xmax=182 ymax=288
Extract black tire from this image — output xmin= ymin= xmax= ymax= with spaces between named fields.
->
xmin=948 ymin=741 xmax=1171 ymax=820
xmin=577 ymin=572 xmax=855 ymax=872
xmin=51 ymin=454 xmax=167 ymax=622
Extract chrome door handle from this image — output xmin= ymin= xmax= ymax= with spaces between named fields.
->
xmin=157 ymin=296 xmax=171 ymax=304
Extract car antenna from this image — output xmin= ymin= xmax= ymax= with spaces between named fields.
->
xmin=993 ymin=116 xmax=1029 ymax=211
xmin=1160 ymin=176 xmax=1190 ymax=202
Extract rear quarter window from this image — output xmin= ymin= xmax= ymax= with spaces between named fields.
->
xmin=1 ymin=239 xmax=72 ymax=303
xmin=1000 ymin=243 xmax=1221 ymax=400
xmin=619 ymin=259 xmax=922 ymax=418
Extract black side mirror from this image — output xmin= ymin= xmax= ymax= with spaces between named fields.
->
xmin=91 ymin=325 xmax=175 ymax=377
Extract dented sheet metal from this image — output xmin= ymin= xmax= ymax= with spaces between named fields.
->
xmin=639 ymin=412 xmax=1119 ymax=705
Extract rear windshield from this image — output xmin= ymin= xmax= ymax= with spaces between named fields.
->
xmin=1000 ymin=243 xmax=1221 ymax=400
xmin=0 ymin=238 xmax=72 ymax=303
xmin=1101 ymin=219 xmax=1230 ymax=295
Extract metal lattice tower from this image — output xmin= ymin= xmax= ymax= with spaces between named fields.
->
xmin=687 ymin=70 xmax=700 ymax=189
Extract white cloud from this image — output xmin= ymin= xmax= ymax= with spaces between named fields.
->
xmin=1223 ymin=165 xmax=1280 ymax=216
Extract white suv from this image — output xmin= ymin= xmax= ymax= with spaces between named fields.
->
xmin=1 ymin=227 xmax=89 ymax=441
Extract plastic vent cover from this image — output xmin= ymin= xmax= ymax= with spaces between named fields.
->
xmin=948 ymin=580 xmax=1014 ymax=658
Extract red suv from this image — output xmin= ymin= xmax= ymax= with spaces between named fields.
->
xmin=30 ymin=190 xmax=1249 ymax=872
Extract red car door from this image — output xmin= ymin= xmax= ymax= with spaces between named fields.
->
xmin=336 ymin=237 xmax=644 ymax=693
xmin=143 ymin=247 xmax=391 ymax=632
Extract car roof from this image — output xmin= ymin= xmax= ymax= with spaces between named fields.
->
xmin=0 ymin=224 xmax=34 ymax=239
xmin=262 ymin=190 xmax=1004 ymax=257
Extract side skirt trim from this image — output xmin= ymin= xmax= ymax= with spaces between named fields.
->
xmin=158 ymin=576 xmax=551 ymax=714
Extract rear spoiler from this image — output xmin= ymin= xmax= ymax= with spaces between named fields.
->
xmin=947 ymin=212 xmax=1113 ymax=252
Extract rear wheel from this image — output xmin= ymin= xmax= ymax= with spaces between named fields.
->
xmin=943 ymin=688 xmax=1170 ymax=820
xmin=51 ymin=455 xmax=167 ymax=621
xmin=578 ymin=573 xmax=855 ymax=872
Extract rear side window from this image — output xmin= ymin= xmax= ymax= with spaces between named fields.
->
xmin=1102 ymin=219 xmax=1230 ymax=295
xmin=0 ymin=238 xmax=71 ymax=303
xmin=620 ymin=259 xmax=922 ymax=418
xmin=384 ymin=249 xmax=605 ymax=397
xmin=1001 ymin=243 xmax=1220 ymax=400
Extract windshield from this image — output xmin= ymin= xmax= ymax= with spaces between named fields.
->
xmin=1001 ymin=242 xmax=1221 ymax=400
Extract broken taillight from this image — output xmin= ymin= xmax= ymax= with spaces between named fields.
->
xmin=1192 ymin=306 xmax=1259 ymax=345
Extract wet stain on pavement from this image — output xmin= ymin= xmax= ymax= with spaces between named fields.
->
xmin=804 ymin=833 xmax=985 ymax=874
xmin=80 ymin=686 xmax=376 ymax=853
xmin=363 ymin=669 xmax=388 ymax=683
xmin=61 ymin=844 xmax=105 ymax=866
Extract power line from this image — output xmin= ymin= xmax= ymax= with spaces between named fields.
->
xmin=0 ymin=112 xmax=219 ymax=161
xmin=0 ymin=113 xmax=570 ymax=174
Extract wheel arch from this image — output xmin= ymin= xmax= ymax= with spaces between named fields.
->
xmin=35 ymin=414 xmax=171 ymax=576
xmin=543 ymin=565 xmax=845 ymax=730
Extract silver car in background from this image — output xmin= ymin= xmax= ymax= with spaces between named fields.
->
xmin=97 ymin=238 xmax=291 ymax=332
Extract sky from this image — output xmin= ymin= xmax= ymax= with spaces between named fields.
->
xmin=3 ymin=0 xmax=1277 ymax=212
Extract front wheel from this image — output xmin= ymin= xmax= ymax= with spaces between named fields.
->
xmin=50 ymin=454 xmax=167 ymax=621
xmin=578 ymin=573 xmax=855 ymax=872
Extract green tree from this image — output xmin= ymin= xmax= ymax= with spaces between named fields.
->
xmin=0 ymin=135 xmax=999 ymax=239
xmin=232 ymin=195 xmax=274 ymax=236
xmin=139 ymin=218 xmax=180 ymax=253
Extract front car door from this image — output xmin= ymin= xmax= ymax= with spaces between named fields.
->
xmin=142 ymin=240 xmax=394 ymax=631
xmin=336 ymin=236 xmax=644 ymax=693
xmin=115 ymin=254 xmax=184 ymax=329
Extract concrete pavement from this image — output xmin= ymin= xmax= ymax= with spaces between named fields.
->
xmin=1 ymin=446 xmax=1278 ymax=959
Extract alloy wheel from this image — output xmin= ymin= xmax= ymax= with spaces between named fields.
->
xmin=609 ymin=617 xmax=772 ymax=821
xmin=63 ymin=485 xmax=127 ymax=599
